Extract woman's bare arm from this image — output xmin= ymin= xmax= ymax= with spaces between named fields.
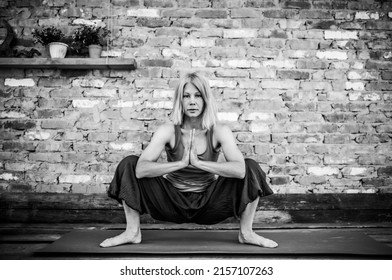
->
xmin=135 ymin=124 xmax=190 ymax=178
xmin=190 ymin=125 xmax=246 ymax=179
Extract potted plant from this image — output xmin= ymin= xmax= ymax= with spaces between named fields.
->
xmin=71 ymin=25 xmax=110 ymax=58
xmin=32 ymin=26 xmax=68 ymax=58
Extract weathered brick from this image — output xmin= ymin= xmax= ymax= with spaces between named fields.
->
xmin=324 ymin=134 xmax=351 ymax=144
xmin=134 ymin=79 xmax=169 ymax=89
xmin=72 ymin=78 xmax=105 ymax=88
xmin=72 ymin=99 xmax=104 ymax=108
xmin=343 ymin=167 xmax=370 ymax=177
xmin=137 ymin=18 xmax=171 ymax=28
xmin=62 ymin=152 xmax=96 ymax=163
xmin=41 ymin=120 xmax=74 ymax=129
xmin=263 ymin=60 xmax=296 ymax=69
xmin=365 ymin=21 xmax=392 ymax=30
xmin=377 ymin=167 xmax=392 ymax=176
xmin=316 ymin=51 xmax=348 ymax=60
xmin=209 ymin=79 xmax=237 ymax=88
xmin=358 ymin=154 xmax=387 ymax=165
xmin=29 ymin=153 xmax=62 ymax=162
xmin=223 ymin=29 xmax=258 ymax=38
xmin=34 ymin=109 xmax=63 ymax=119
xmin=324 ymin=30 xmax=358 ymax=40
xmin=288 ymin=40 xmax=319 ymax=50
xmin=144 ymin=0 xmax=175 ymax=8
xmin=295 ymin=175 xmax=326 ymax=185
xmin=250 ymin=38 xmax=285 ymax=49
xmin=181 ymin=38 xmax=215 ymax=48
xmin=277 ymin=70 xmax=310 ymax=80
xmin=239 ymin=79 xmax=260 ymax=89
xmin=215 ymin=69 xmax=249 ymax=78
xmin=111 ymin=120 xmax=144 ymax=131
xmin=292 ymin=30 xmax=324 ymax=39
xmin=261 ymin=80 xmax=299 ymax=90
xmin=217 ymin=112 xmax=239 ymax=122
xmin=161 ymin=9 xmax=194 ymax=18
xmin=300 ymin=10 xmax=332 ymax=19
xmin=127 ymin=9 xmax=160 ymax=17
xmin=226 ymin=59 xmax=260 ymax=68
xmin=355 ymin=11 xmax=379 ymax=20
xmin=263 ymin=9 xmax=297 ymax=19
xmin=345 ymin=81 xmax=365 ymax=90
xmin=5 ymin=78 xmax=35 ymax=87
xmin=195 ymin=9 xmax=227 ymax=18
xmin=376 ymin=125 xmax=392 ymax=133
xmin=381 ymin=71 xmax=392 ymax=80
xmin=242 ymin=112 xmax=275 ymax=122
xmin=248 ymin=100 xmax=283 ymax=111
xmin=297 ymin=59 xmax=329 ymax=69
xmin=250 ymin=122 xmax=270 ymax=133
xmin=270 ymin=176 xmax=290 ymax=185
xmin=272 ymin=122 xmax=305 ymax=133
xmin=37 ymin=141 xmax=72 ymax=152
xmin=325 ymin=70 xmax=346 ymax=80
xmin=216 ymin=39 xmax=248 ymax=48
xmin=59 ymin=174 xmax=92 ymax=184
xmin=0 ymin=172 xmax=21 ymax=181
xmin=348 ymin=71 xmax=378 ymax=80
xmin=84 ymin=89 xmax=117 ymax=98
xmin=49 ymin=88 xmax=83 ymax=98
xmin=2 ymin=120 xmax=36 ymax=130
xmin=365 ymin=61 xmax=392 ymax=70
xmin=283 ymin=1 xmax=311 ymax=9
xmin=145 ymin=100 xmax=173 ymax=109
xmin=307 ymin=20 xmax=338 ymax=30
xmin=212 ymin=0 xmax=244 ymax=8
xmin=249 ymin=68 xmax=276 ymax=79
xmin=366 ymin=82 xmax=392 ymax=91
xmin=230 ymin=8 xmax=260 ymax=18
xmin=291 ymin=112 xmax=324 ymax=122
xmin=111 ymin=100 xmax=142 ymax=108
xmin=8 ymin=183 xmax=35 ymax=192
xmin=245 ymin=0 xmax=276 ymax=8
xmin=300 ymin=81 xmax=332 ymax=91
xmin=308 ymin=166 xmax=339 ymax=176
xmin=248 ymin=48 xmax=279 ymax=59
xmin=0 ymin=111 xmax=27 ymax=119
xmin=286 ymin=102 xmax=317 ymax=112
xmin=177 ymin=0 xmax=210 ymax=8
xmin=25 ymin=130 xmax=52 ymax=140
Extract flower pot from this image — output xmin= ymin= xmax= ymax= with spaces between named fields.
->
xmin=48 ymin=42 xmax=68 ymax=58
xmin=88 ymin=44 xmax=103 ymax=58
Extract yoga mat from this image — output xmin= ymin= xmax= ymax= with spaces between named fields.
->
xmin=38 ymin=229 xmax=392 ymax=257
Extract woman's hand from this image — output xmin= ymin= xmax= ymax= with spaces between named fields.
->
xmin=189 ymin=129 xmax=200 ymax=168
xmin=180 ymin=129 xmax=201 ymax=169
xmin=180 ymin=130 xmax=192 ymax=168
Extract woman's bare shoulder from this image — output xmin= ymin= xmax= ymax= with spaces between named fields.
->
xmin=213 ymin=123 xmax=234 ymax=141
xmin=214 ymin=123 xmax=233 ymax=134
xmin=155 ymin=122 xmax=175 ymax=136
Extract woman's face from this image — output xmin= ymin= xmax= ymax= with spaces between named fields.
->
xmin=182 ymin=82 xmax=205 ymax=119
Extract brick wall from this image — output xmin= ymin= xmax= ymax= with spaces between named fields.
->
xmin=0 ymin=0 xmax=391 ymax=195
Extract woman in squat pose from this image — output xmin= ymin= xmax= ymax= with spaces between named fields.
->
xmin=100 ymin=72 xmax=278 ymax=248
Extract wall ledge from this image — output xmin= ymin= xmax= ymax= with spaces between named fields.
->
xmin=0 ymin=57 xmax=136 ymax=70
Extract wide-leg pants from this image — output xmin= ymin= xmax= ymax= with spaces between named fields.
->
xmin=107 ymin=155 xmax=273 ymax=225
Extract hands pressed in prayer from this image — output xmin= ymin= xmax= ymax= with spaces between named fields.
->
xmin=182 ymin=129 xmax=201 ymax=169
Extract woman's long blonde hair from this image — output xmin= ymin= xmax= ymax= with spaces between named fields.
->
xmin=172 ymin=72 xmax=218 ymax=130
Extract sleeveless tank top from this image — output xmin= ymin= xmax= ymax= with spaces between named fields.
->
xmin=164 ymin=125 xmax=220 ymax=192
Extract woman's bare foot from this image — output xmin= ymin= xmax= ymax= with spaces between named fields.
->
xmin=100 ymin=229 xmax=142 ymax=248
xmin=238 ymin=231 xmax=278 ymax=248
